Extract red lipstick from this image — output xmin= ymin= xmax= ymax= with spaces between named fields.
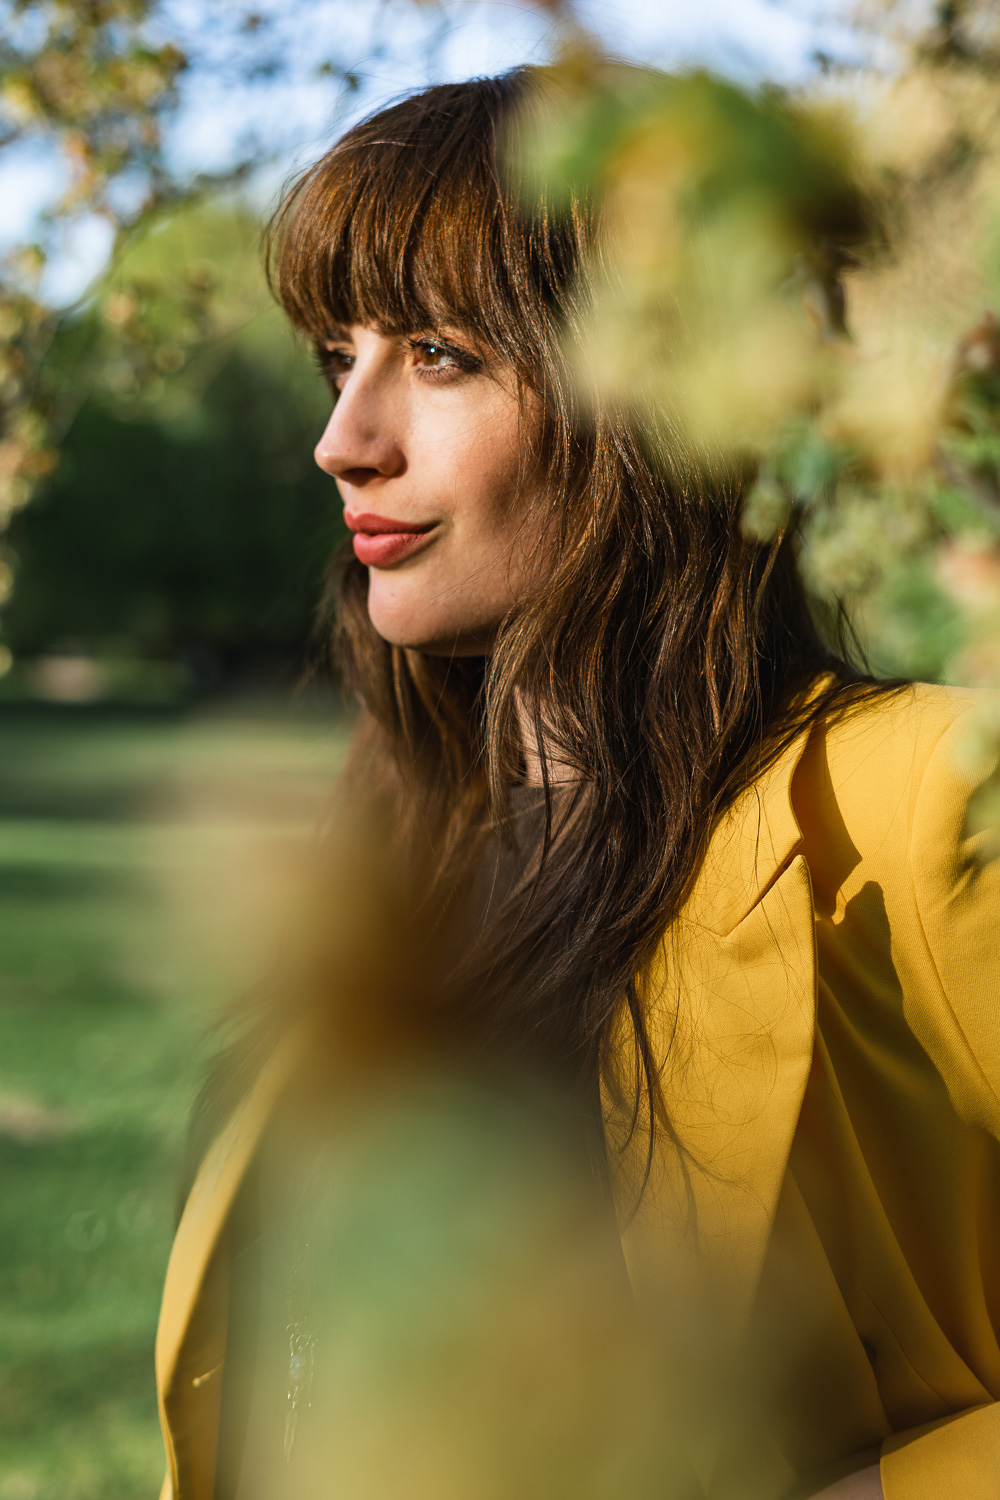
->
xmin=344 ymin=510 xmax=437 ymax=568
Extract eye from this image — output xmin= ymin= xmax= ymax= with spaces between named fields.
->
xmin=414 ymin=341 xmax=452 ymax=369
xmin=314 ymin=343 xmax=354 ymax=389
xmin=407 ymin=335 xmax=483 ymax=380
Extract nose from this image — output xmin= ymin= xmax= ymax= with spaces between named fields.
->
xmin=313 ymin=369 xmax=405 ymax=488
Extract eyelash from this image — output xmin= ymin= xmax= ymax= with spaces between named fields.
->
xmin=314 ymin=335 xmax=483 ymax=389
xmin=314 ymin=346 xmax=352 ymax=387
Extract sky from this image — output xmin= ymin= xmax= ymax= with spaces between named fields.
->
xmin=1 ymin=0 xmax=870 ymax=306
xmin=158 ymin=0 xmax=868 ymax=182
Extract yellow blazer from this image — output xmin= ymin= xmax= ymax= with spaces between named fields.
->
xmin=154 ymin=682 xmax=1000 ymax=1500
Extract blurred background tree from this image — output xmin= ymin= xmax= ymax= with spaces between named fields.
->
xmin=3 ymin=202 xmax=338 ymax=698
xmin=0 ymin=1 xmax=362 ymax=699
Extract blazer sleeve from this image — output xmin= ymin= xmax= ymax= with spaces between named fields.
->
xmin=908 ymin=705 xmax=1000 ymax=1124
xmin=880 ymin=706 xmax=1000 ymax=1500
xmin=881 ymin=1406 xmax=1000 ymax=1499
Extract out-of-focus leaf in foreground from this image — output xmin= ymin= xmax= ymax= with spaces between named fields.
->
xmin=515 ymin=28 xmax=1000 ymax=841
xmin=517 ymin=59 xmax=866 ymax=453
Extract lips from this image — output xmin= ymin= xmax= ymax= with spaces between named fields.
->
xmin=344 ymin=510 xmax=437 ymax=568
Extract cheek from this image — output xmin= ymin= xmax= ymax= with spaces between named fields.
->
xmin=364 ymin=479 xmax=540 ymax=653
xmin=363 ymin=385 xmax=544 ymax=652
xmin=445 ymin=399 xmax=533 ymax=540
xmin=460 ymin=462 xmax=525 ymax=545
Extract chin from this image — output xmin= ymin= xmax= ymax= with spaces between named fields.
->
xmin=366 ymin=602 xmax=491 ymax=658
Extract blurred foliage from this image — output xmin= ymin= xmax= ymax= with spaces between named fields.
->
xmin=0 ymin=1 xmax=188 ymax=584
xmin=519 ymin=65 xmax=867 ymax=447
xmin=1 ymin=201 xmax=342 ymax=689
xmin=0 ymin=1 xmax=185 ymax=213
xmin=520 ymin=1 xmax=1000 ymax=833
xmin=234 ymin=1077 xmax=683 ymax=1500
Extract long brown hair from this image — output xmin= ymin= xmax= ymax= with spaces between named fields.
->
xmin=264 ymin=70 xmax=883 ymax=1177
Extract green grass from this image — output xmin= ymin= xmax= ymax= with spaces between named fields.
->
xmin=0 ymin=703 xmax=348 ymax=1500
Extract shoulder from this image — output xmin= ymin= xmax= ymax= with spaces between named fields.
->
xmin=791 ymin=679 xmax=995 ymax=966
xmin=681 ymin=681 xmax=992 ymax=940
xmin=821 ymin=680 xmax=984 ymax=783
xmin=795 ymin=681 xmax=989 ymax=852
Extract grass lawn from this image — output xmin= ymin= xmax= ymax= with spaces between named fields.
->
xmin=0 ymin=702 xmax=348 ymax=1500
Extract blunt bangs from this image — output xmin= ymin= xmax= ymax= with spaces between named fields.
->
xmin=271 ymin=77 xmax=519 ymax=351
xmin=267 ymin=72 xmax=584 ymax=382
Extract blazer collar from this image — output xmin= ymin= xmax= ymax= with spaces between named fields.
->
xmin=680 ymin=716 xmax=814 ymax=938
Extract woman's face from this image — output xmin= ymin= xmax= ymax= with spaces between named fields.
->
xmin=314 ymin=323 xmax=543 ymax=655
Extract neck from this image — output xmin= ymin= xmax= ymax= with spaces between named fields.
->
xmin=516 ymin=694 xmax=578 ymax=788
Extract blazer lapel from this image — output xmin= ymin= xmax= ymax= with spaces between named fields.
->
xmin=609 ymin=727 xmax=819 ymax=1345
xmin=155 ymin=1031 xmax=302 ymax=1500
xmin=605 ymin=730 xmax=819 ymax=1494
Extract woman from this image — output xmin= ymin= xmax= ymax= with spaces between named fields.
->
xmin=155 ymin=71 xmax=1000 ymax=1500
